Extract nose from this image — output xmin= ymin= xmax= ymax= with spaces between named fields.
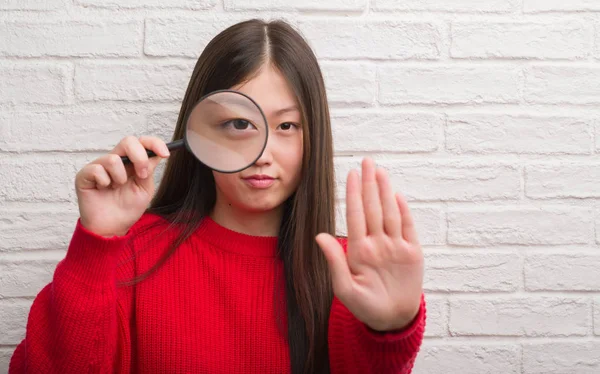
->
xmin=253 ymin=134 xmax=274 ymax=167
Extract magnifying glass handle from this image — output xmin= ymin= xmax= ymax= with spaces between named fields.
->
xmin=121 ymin=138 xmax=185 ymax=165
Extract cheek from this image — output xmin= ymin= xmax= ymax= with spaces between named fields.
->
xmin=284 ymin=136 xmax=304 ymax=184
xmin=213 ymin=173 xmax=241 ymax=198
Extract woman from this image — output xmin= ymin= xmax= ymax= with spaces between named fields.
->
xmin=10 ymin=19 xmax=426 ymax=374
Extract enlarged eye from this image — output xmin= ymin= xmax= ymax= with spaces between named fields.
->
xmin=220 ymin=118 xmax=258 ymax=130
xmin=232 ymin=119 xmax=251 ymax=130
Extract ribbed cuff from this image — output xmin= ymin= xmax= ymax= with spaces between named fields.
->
xmin=356 ymin=292 xmax=426 ymax=344
xmin=61 ymin=219 xmax=132 ymax=286
xmin=330 ymin=292 xmax=426 ymax=347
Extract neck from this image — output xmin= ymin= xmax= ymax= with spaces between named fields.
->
xmin=210 ymin=199 xmax=283 ymax=237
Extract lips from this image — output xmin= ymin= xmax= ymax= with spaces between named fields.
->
xmin=244 ymin=174 xmax=274 ymax=180
xmin=243 ymin=174 xmax=276 ymax=189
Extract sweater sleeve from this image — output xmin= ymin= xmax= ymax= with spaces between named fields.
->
xmin=327 ymin=237 xmax=426 ymax=373
xmin=328 ymin=292 xmax=426 ymax=373
xmin=9 ymin=219 xmax=135 ymax=374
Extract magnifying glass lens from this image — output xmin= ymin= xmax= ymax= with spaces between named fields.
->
xmin=185 ymin=91 xmax=267 ymax=173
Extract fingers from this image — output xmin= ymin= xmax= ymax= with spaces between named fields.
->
xmin=138 ymin=135 xmax=170 ymax=175
xmin=76 ymin=136 xmax=169 ymax=191
xmin=139 ymin=135 xmax=170 ymax=159
xmin=316 ymin=233 xmax=353 ymax=298
xmin=396 ymin=192 xmax=419 ymax=244
xmin=76 ymin=163 xmax=112 ymax=190
xmin=346 ymin=169 xmax=366 ymax=241
xmin=112 ymin=135 xmax=169 ymax=178
xmin=112 ymin=136 xmax=150 ymax=179
xmin=362 ymin=158 xmax=383 ymax=234
xmin=376 ymin=167 xmax=402 ymax=238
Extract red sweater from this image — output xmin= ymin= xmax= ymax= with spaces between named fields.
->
xmin=10 ymin=213 xmax=426 ymax=373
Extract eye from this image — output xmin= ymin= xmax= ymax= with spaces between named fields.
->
xmin=278 ymin=122 xmax=299 ymax=131
xmin=221 ymin=118 xmax=258 ymax=131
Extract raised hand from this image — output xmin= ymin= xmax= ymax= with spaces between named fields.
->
xmin=75 ymin=136 xmax=170 ymax=238
xmin=316 ymin=157 xmax=424 ymax=332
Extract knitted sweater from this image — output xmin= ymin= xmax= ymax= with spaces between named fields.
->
xmin=10 ymin=213 xmax=426 ymax=373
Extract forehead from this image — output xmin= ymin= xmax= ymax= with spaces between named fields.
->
xmin=231 ymin=65 xmax=299 ymax=117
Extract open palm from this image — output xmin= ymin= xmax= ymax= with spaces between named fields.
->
xmin=316 ymin=158 xmax=424 ymax=332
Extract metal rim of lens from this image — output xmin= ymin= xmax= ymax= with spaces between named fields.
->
xmin=181 ymin=89 xmax=269 ymax=174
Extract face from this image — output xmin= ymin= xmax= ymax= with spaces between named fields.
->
xmin=212 ymin=64 xmax=304 ymax=214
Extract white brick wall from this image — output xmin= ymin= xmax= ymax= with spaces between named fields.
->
xmin=1 ymin=1 xmax=599 ymax=372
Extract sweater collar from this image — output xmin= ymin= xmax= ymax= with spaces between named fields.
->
xmin=196 ymin=215 xmax=279 ymax=258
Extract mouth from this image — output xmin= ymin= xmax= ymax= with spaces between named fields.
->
xmin=242 ymin=174 xmax=276 ymax=189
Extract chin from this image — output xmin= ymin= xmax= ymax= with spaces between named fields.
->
xmin=242 ymin=201 xmax=281 ymax=213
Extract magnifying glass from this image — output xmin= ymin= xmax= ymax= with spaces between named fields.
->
xmin=121 ymin=89 xmax=268 ymax=173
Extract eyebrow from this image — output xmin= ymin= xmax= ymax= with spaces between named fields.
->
xmin=274 ymin=105 xmax=299 ymax=116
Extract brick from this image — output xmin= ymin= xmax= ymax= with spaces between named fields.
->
xmin=526 ymin=163 xmax=600 ymax=198
xmin=594 ymin=297 xmax=600 ymax=335
xmin=0 ymin=108 xmax=145 ymax=152
xmin=0 ymin=64 xmax=70 ymax=105
xmin=335 ymin=159 xmax=520 ymax=202
xmin=334 ymin=202 xmax=444 ymax=246
xmin=331 ymin=111 xmax=441 ymax=153
xmin=449 ymin=297 xmax=589 ymax=336
xmin=298 ymin=20 xmax=440 ymax=60
xmin=75 ymin=62 xmax=193 ymax=102
xmin=146 ymin=110 xmax=179 ymax=143
xmin=447 ymin=207 xmax=591 ymax=246
xmin=0 ymin=21 xmax=141 ymax=58
xmin=75 ymin=0 xmax=215 ymax=9
xmin=410 ymin=207 xmax=445 ymax=246
xmin=0 ymin=158 xmax=75 ymax=202
xmin=422 ymin=296 xmax=447 ymax=337
xmin=596 ymin=209 xmax=600 ymax=244
xmin=525 ymin=253 xmax=600 ymax=291
xmin=451 ymin=22 xmax=589 ymax=59
xmin=425 ymin=251 xmax=520 ymax=292
xmin=522 ymin=342 xmax=600 ymax=373
xmin=0 ymin=348 xmax=15 ymax=374
xmin=0 ymin=299 xmax=32 ymax=345
xmin=225 ymin=0 xmax=366 ymax=11
xmin=525 ymin=66 xmax=600 ymax=104
xmin=413 ymin=343 xmax=520 ymax=374
xmin=321 ymin=62 xmax=376 ymax=105
xmin=597 ymin=120 xmax=600 ymax=151
xmin=379 ymin=66 xmax=520 ymax=105
xmin=0 ymin=255 xmax=61 ymax=297
xmin=374 ymin=0 xmax=520 ymax=13
xmin=0 ymin=116 xmax=8 ymax=144
xmin=446 ymin=114 xmax=592 ymax=155
xmin=594 ymin=23 xmax=600 ymax=59
xmin=144 ymin=17 xmax=245 ymax=57
xmin=0 ymin=0 xmax=62 ymax=10
xmin=0 ymin=206 xmax=78 ymax=251
xmin=524 ymin=0 xmax=600 ymax=13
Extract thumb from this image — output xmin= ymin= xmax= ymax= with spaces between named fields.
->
xmin=316 ymin=233 xmax=353 ymax=299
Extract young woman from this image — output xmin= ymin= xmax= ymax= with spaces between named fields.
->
xmin=10 ymin=19 xmax=426 ymax=374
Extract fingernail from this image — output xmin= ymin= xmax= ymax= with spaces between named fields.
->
xmin=140 ymin=168 xmax=148 ymax=178
xmin=163 ymin=147 xmax=170 ymax=157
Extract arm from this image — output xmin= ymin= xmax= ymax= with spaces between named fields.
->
xmin=9 ymin=219 xmax=135 ymax=373
xmin=328 ymin=292 xmax=426 ymax=374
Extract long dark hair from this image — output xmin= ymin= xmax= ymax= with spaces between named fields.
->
xmin=124 ymin=19 xmax=336 ymax=373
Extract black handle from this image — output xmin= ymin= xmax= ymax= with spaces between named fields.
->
xmin=121 ymin=139 xmax=184 ymax=165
